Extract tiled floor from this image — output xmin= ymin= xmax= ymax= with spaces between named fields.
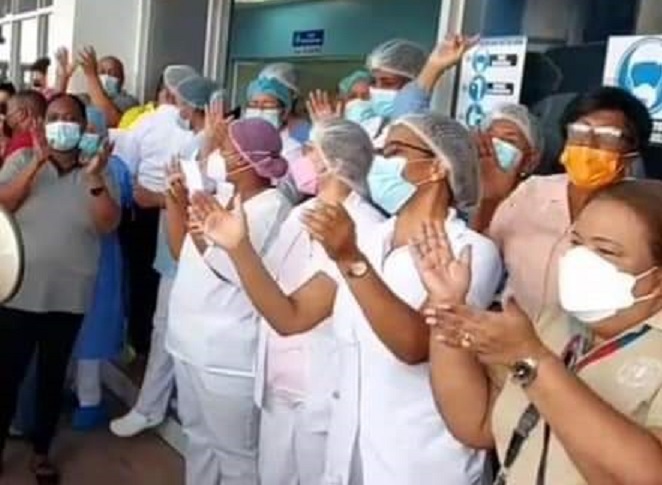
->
xmin=1 ymin=428 xmax=184 ymax=484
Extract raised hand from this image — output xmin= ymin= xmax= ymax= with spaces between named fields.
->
xmin=306 ymin=90 xmax=343 ymax=123
xmin=474 ymin=131 xmax=520 ymax=202
xmin=428 ymin=34 xmax=480 ymax=70
xmin=85 ymin=140 xmax=113 ymax=177
xmin=165 ymin=158 xmax=189 ymax=206
xmin=302 ymin=202 xmax=359 ymax=262
xmin=204 ymin=101 xmax=232 ymax=151
xmin=77 ymin=46 xmax=98 ymax=77
xmin=29 ymin=120 xmax=49 ymax=167
xmin=190 ymin=191 xmax=248 ymax=251
xmin=424 ymin=298 xmax=546 ymax=366
xmin=55 ymin=47 xmax=77 ymax=80
xmin=410 ymin=221 xmax=472 ymax=305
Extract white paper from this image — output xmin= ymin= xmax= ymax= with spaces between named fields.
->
xmin=180 ymin=159 xmax=204 ymax=193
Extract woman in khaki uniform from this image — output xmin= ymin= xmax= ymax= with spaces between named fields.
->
xmin=412 ymin=179 xmax=662 ymax=485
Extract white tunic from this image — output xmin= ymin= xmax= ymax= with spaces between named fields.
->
xmin=109 ymin=104 xmax=193 ymax=189
xmin=254 ymin=193 xmax=384 ymax=432
xmin=166 ymin=189 xmax=292 ymax=394
xmin=322 ymin=210 xmax=503 ymax=485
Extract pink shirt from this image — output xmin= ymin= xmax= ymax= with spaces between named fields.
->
xmin=489 ymin=174 xmax=572 ymax=321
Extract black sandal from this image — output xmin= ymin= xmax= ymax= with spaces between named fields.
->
xmin=30 ymin=456 xmax=60 ymax=485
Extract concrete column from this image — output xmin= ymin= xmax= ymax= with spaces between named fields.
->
xmin=51 ymin=0 xmax=214 ymax=102
xmin=430 ymin=0 xmax=467 ymax=115
xmin=204 ymin=0 xmax=232 ymax=83
xmin=50 ymin=0 xmax=145 ymax=97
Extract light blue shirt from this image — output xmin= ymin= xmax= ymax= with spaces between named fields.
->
xmin=392 ymin=81 xmax=432 ymax=120
xmin=153 ymin=212 xmax=177 ymax=278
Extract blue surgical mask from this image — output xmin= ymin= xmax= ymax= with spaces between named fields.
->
xmin=99 ymin=74 xmax=120 ymax=97
xmin=45 ymin=121 xmax=82 ymax=152
xmin=492 ymin=137 xmax=522 ymax=171
xmin=345 ymin=98 xmax=376 ymax=124
xmin=369 ymin=87 xmax=398 ymax=119
xmin=367 ymin=155 xmax=416 ymax=215
xmin=244 ymin=107 xmax=282 ymax=129
xmin=79 ymin=133 xmax=101 ymax=157
xmin=177 ymin=114 xmax=191 ymax=131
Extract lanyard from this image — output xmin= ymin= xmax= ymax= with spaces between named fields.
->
xmin=494 ymin=323 xmax=652 ymax=484
xmin=493 ymin=337 xmax=582 ymax=485
xmin=574 ymin=324 xmax=652 ymax=372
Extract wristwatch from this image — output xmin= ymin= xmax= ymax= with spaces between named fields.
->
xmin=89 ymin=185 xmax=106 ymax=197
xmin=511 ymin=358 xmax=539 ymax=388
xmin=345 ymin=259 xmax=369 ymax=278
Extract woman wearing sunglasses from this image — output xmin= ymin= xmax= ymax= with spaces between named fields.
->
xmin=473 ymin=86 xmax=652 ymax=321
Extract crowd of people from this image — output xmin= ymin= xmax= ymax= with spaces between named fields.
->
xmin=0 ymin=33 xmax=660 ymax=485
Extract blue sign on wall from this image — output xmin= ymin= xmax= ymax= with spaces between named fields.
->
xmin=292 ymin=29 xmax=325 ymax=54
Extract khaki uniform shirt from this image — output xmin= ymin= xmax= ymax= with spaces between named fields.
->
xmin=491 ymin=311 xmax=662 ymax=485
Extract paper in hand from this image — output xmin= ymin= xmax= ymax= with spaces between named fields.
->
xmin=180 ymin=159 xmax=204 ymax=193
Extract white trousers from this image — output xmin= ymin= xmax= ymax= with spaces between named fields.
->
xmin=76 ymin=359 xmax=102 ymax=407
xmin=134 ymin=276 xmax=175 ymax=419
xmin=259 ymin=394 xmax=327 ymax=485
xmin=174 ymin=360 xmax=259 ymax=485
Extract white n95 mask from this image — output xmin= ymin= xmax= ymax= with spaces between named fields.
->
xmin=558 ymin=246 xmax=657 ymax=324
xmin=207 ymin=149 xmax=235 ymax=207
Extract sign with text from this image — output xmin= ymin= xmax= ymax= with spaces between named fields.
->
xmin=455 ymin=36 xmax=528 ymax=128
xmin=292 ymin=29 xmax=325 ymax=55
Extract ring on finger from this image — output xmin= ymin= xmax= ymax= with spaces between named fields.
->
xmin=460 ymin=332 xmax=474 ymax=349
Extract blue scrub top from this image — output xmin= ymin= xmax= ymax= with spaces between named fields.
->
xmin=74 ymin=156 xmax=133 ymax=360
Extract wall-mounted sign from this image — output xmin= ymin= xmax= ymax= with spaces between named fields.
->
xmin=455 ymin=36 xmax=528 ymax=128
xmin=604 ymin=35 xmax=662 ymax=144
xmin=292 ymin=29 xmax=325 ymax=55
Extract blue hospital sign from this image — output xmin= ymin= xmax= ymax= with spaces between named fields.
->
xmin=292 ymin=29 xmax=325 ymax=54
xmin=605 ymin=36 xmax=662 ymax=143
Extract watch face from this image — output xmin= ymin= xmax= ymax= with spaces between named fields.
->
xmin=512 ymin=359 xmax=537 ymax=387
xmin=349 ymin=261 xmax=368 ymax=278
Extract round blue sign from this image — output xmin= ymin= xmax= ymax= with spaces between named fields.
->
xmin=468 ymin=75 xmax=487 ymax=102
xmin=472 ymin=48 xmax=490 ymax=74
xmin=466 ymin=104 xmax=485 ymax=128
xmin=616 ymin=37 xmax=662 ymax=115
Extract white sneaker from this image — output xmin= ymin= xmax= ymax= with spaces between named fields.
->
xmin=109 ymin=410 xmax=161 ymax=438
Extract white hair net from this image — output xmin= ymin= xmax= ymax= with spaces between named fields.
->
xmin=483 ymin=103 xmax=544 ymax=152
xmin=366 ymin=39 xmax=428 ymax=80
xmin=310 ymin=118 xmax=374 ymax=195
xmin=259 ymin=62 xmax=300 ymax=95
xmin=163 ymin=65 xmax=197 ymax=91
xmin=392 ymin=113 xmax=479 ymax=212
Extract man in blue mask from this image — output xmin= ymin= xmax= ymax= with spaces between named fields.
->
xmin=75 ymin=46 xmax=139 ymax=128
xmin=346 ymin=39 xmax=427 ymax=149
xmin=338 ymin=70 xmax=374 ymax=125
xmin=258 ymin=62 xmax=311 ymax=144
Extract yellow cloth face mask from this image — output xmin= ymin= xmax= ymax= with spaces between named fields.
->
xmin=561 ymin=145 xmax=625 ymax=190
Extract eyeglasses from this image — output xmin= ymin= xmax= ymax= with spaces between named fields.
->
xmin=380 ymin=141 xmax=435 ymax=158
xmin=566 ymin=123 xmax=630 ymax=151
